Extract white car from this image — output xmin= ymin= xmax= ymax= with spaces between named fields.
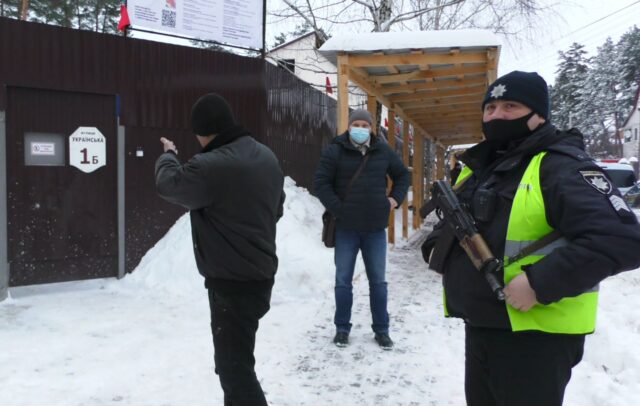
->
xmin=596 ymin=161 xmax=637 ymax=195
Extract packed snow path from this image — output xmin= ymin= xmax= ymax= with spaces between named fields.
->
xmin=1 ymin=179 xmax=639 ymax=405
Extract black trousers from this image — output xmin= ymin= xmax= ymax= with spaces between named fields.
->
xmin=465 ymin=324 xmax=585 ymax=406
xmin=207 ymin=281 xmax=273 ymax=406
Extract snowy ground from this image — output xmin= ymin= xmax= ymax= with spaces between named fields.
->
xmin=1 ymin=178 xmax=639 ymax=405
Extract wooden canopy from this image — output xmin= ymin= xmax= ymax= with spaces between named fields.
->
xmin=319 ymin=30 xmax=500 ymax=146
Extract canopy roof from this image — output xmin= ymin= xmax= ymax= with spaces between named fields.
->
xmin=319 ymin=29 xmax=501 ymax=146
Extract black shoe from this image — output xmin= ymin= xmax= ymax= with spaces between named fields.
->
xmin=333 ymin=332 xmax=349 ymax=347
xmin=374 ymin=333 xmax=394 ymax=350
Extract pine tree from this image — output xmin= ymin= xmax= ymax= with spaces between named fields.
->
xmin=579 ymin=38 xmax=624 ymax=158
xmin=6 ymin=0 xmax=121 ymax=33
xmin=550 ymin=43 xmax=590 ymax=130
xmin=0 ymin=0 xmax=21 ymax=18
xmin=616 ymin=26 xmax=640 ymax=111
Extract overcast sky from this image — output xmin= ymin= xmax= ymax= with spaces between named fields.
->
xmin=498 ymin=0 xmax=640 ymax=84
xmin=265 ymin=0 xmax=640 ymax=85
xmin=132 ymin=1 xmax=640 ymax=86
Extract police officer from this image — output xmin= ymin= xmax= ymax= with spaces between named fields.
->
xmin=422 ymin=71 xmax=640 ymax=406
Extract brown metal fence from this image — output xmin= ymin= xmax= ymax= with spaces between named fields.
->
xmin=264 ymin=62 xmax=337 ymax=191
xmin=0 ymin=17 xmax=334 ymax=282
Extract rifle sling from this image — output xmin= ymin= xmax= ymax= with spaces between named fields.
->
xmin=506 ymin=230 xmax=563 ymax=265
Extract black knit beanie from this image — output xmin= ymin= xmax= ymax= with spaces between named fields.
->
xmin=482 ymin=71 xmax=550 ymax=119
xmin=190 ymin=93 xmax=236 ymax=136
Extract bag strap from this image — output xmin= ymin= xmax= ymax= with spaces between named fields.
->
xmin=342 ymin=153 xmax=370 ymax=199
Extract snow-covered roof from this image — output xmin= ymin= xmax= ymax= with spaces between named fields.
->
xmin=319 ymin=29 xmax=501 ymax=64
xmin=318 ymin=30 xmax=501 ymax=146
xmin=268 ymin=31 xmax=316 ymax=53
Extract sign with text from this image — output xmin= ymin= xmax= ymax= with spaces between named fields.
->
xmin=128 ymin=0 xmax=263 ymax=50
xmin=31 ymin=142 xmax=55 ymax=156
xmin=69 ymin=127 xmax=106 ymax=173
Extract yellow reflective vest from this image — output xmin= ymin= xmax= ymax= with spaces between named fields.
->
xmin=450 ymin=152 xmax=598 ymax=334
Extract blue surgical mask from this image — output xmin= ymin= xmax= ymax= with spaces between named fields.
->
xmin=350 ymin=127 xmax=370 ymax=144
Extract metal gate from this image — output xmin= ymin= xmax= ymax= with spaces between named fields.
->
xmin=6 ymin=87 xmax=118 ymax=285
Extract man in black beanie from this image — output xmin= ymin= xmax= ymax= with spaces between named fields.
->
xmin=155 ymin=93 xmax=285 ymax=405
xmin=421 ymin=71 xmax=640 ymax=405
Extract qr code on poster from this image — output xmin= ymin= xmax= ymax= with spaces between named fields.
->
xmin=162 ymin=9 xmax=176 ymax=28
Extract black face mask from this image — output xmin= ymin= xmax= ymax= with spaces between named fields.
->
xmin=481 ymin=111 xmax=536 ymax=146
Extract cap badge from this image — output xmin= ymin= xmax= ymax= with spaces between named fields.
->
xmin=490 ymin=84 xmax=507 ymax=98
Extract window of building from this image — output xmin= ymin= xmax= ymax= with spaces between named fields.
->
xmin=277 ymin=59 xmax=295 ymax=73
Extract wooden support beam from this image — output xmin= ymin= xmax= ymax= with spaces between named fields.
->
xmin=377 ymin=51 xmax=401 ymax=75
xmin=442 ymin=139 xmax=482 ymax=146
xmin=371 ymin=65 xmax=488 ymax=84
xmin=436 ymin=132 xmax=484 ymax=140
xmin=388 ymin=87 xmax=485 ymax=103
xmin=419 ymin=120 xmax=481 ymax=129
xmin=427 ymin=131 xmax=482 ymax=140
xmin=401 ymin=95 xmax=483 ymax=110
xmin=410 ymin=110 xmax=480 ymax=119
xmin=368 ymin=95 xmax=378 ymax=134
xmin=415 ymin=118 xmax=481 ymax=128
xmin=435 ymin=135 xmax=483 ymax=144
xmin=410 ymin=105 xmax=480 ymax=114
xmin=387 ymin=109 xmax=396 ymax=244
xmin=402 ymin=122 xmax=409 ymax=239
xmin=436 ymin=145 xmax=446 ymax=181
xmin=420 ymin=126 xmax=482 ymax=136
xmin=349 ymin=52 xmax=488 ymax=67
xmin=412 ymin=134 xmax=424 ymax=230
xmin=337 ymin=53 xmax=350 ymax=135
xmin=347 ymin=66 xmax=432 ymax=142
xmin=379 ymin=77 xmax=486 ymax=96
xmin=486 ymin=47 xmax=500 ymax=84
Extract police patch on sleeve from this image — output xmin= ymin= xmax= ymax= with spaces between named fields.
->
xmin=579 ymin=171 xmax=612 ymax=194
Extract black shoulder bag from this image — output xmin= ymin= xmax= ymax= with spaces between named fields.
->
xmin=322 ymin=153 xmax=370 ymax=248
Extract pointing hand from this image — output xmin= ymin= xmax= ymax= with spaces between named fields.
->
xmin=160 ymin=137 xmax=177 ymax=154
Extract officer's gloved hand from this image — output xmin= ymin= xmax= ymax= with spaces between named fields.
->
xmin=421 ymin=228 xmax=442 ymax=264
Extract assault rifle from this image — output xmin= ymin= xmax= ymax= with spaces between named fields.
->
xmin=421 ymin=180 xmax=505 ymax=301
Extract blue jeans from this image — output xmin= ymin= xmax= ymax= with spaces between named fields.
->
xmin=334 ymin=228 xmax=389 ymax=334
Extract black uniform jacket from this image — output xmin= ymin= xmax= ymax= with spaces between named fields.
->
xmin=155 ymin=126 xmax=285 ymax=286
xmin=432 ymin=123 xmax=640 ymax=330
xmin=313 ymin=132 xmax=410 ymax=232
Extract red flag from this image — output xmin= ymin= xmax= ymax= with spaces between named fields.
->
xmin=118 ymin=4 xmax=131 ymax=32
xmin=325 ymin=76 xmax=333 ymax=94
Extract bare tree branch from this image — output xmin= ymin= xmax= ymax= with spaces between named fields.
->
xmin=282 ymin=0 xmax=330 ymax=42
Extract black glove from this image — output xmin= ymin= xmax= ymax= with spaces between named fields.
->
xmin=421 ymin=228 xmax=442 ymax=264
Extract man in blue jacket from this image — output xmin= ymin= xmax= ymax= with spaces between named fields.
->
xmin=314 ymin=109 xmax=410 ymax=350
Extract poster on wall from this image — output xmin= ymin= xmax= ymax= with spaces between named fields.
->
xmin=127 ymin=0 xmax=264 ymax=50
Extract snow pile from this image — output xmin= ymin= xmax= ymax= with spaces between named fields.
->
xmin=123 ymin=177 xmax=335 ymax=302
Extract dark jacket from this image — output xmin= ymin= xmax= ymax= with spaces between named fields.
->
xmin=313 ymin=132 xmax=410 ymax=232
xmin=432 ymin=123 xmax=640 ymax=329
xmin=450 ymin=163 xmax=462 ymax=185
xmin=155 ymin=126 xmax=285 ymax=286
